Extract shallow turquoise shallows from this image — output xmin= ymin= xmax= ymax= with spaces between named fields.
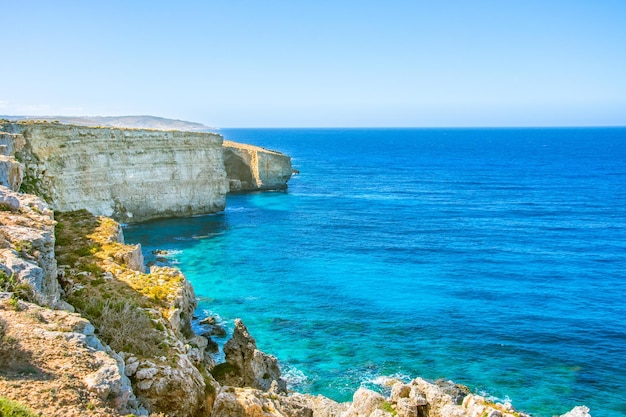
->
xmin=124 ymin=128 xmax=626 ymax=417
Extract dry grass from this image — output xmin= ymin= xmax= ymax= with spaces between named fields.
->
xmin=78 ymin=298 xmax=164 ymax=356
xmin=54 ymin=210 xmax=183 ymax=358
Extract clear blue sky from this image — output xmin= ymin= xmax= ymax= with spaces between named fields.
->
xmin=2 ymin=1 xmax=625 ymax=127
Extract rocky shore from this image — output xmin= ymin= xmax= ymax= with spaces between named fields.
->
xmin=0 ymin=120 xmax=590 ymax=416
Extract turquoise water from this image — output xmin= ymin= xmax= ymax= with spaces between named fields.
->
xmin=124 ymin=128 xmax=626 ymax=417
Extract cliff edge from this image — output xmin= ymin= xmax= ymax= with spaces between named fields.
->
xmin=223 ymin=140 xmax=292 ymax=192
xmin=0 ymin=121 xmax=293 ymax=222
xmin=1 ymin=121 xmax=228 ymax=223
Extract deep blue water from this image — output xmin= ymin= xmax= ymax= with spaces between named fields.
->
xmin=124 ymin=128 xmax=626 ymax=417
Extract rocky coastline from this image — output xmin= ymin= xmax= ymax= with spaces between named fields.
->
xmin=0 ymin=120 xmax=590 ymax=416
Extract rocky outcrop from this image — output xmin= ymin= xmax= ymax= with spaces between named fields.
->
xmin=560 ymin=406 xmax=591 ymax=417
xmin=0 ymin=295 xmax=145 ymax=416
xmin=210 ymin=386 xmax=316 ymax=417
xmin=0 ymin=185 xmax=67 ymax=309
xmin=0 ymin=131 xmax=25 ymax=191
xmin=1 ymin=121 xmax=228 ymax=223
xmin=53 ymin=210 xmax=216 ymax=417
xmin=223 ymin=140 xmax=292 ymax=192
xmin=216 ymin=318 xmax=287 ymax=392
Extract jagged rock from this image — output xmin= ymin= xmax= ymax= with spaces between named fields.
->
xmin=0 ymin=191 xmax=20 ymax=211
xmin=113 ymin=243 xmax=145 ymax=273
xmin=84 ymin=350 xmax=135 ymax=411
xmin=434 ymin=378 xmax=471 ymax=405
xmin=200 ymin=315 xmax=217 ymax=325
xmin=396 ymin=397 xmax=419 ymax=417
xmin=130 ymin=353 xmax=208 ymax=417
xmin=390 ymin=383 xmax=411 ymax=402
xmin=210 ymin=386 xmax=313 ymax=417
xmin=202 ymin=322 xmax=228 ymax=337
xmin=342 ymin=387 xmax=387 ymax=417
xmin=560 ymin=406 xmax=591 ymax=417
xmin=0 ymin=155 xmax=23 ymax=192
xmin=291 ymin=393 xmax=349 ymax=417
xmin=0 ymin=300 xmax=146 ymax=416
xmin=0 ymin=186 xmax=67 ymax=309
xmin=219 ymin=318 xmax=287 ymax=392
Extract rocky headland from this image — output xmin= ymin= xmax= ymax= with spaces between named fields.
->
xmin=0 ymin=119 xmax=589 ymax=417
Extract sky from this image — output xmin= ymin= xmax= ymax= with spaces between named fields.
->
xmin=2 ymin=1 xmax=625 ymax=127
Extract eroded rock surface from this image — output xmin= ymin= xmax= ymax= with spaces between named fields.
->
xmin=0 ymin=186 xmax=67 ymax=309
xmin=217 ymin=318 xmax=287 ymax=392
xmin=0 ymin=296 xmax=145 ymax=416
xmin=224 ymin=140 xmax=292 ymax=192
xmin=1 ymin=121 xmax=228 ymax=222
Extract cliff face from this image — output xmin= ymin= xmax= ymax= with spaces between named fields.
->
xmin=0 ymin=131 xmax=25 ymax=192
xmin=1 ymin=122 xmax=229 ymax=223
xmin=223 ymin=140 xmax=292 ymax=192
xmin=0 ymin=186 xmax=66 ymax=309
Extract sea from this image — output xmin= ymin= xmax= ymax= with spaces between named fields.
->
xmin=124 ymin=128 xmax=626 ymax=417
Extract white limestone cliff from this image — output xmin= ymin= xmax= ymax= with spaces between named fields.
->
xmin=0 ymin=185 xmax=67 ymax=309
xmin=223 ymin=140 xmax=292 ymax=192
xmin=2 ymin=121 xmax=229 ymax=223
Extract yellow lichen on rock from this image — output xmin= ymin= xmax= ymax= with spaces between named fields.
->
xmin=54 ymin=209 xmax=215 ymax=416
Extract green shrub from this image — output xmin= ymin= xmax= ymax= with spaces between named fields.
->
xmin=0 ymin=271 xmax=34 ymax=302
xmin=0 ymin=395 xmax=38 ymax=417
xmin=211 ymin=362 xmax=239 ymax=380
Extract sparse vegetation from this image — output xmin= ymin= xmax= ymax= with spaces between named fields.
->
xmin=12 ymin=241 xmax=32 ymax=256
xmin=54 ymin=210 xmax=189 ymax=358
xmin=0 ymin=271 xmax=34 ymax=302
xmin=381 ymin=401 xmax=397 ymax=416
xmin=211 ymin=362 xmax=239 ymax=380
xmin=75 ymin=298 xmax=163 ymax=356
xmin=0 ymin=396 xmax=39 ymax=417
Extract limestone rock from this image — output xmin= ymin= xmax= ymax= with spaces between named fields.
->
xmin=130 ymin=353 xmax=208 ymax=417
xmin=223 ymin=140 xmax=292 ymax=191
xmin=84 ymin=350 xmax=135 ymax=412
xmin=219 ymin=318 xmax=287 ymax=392
xmin=0 ymin=155 xmax=23 ymax=191
xmin=342 ymin=387 xmax=387 ymax=417
xmin=210 ymin=386 xmax=314 ymax=417
xmin=0 ymin=300 xmax=146 ymax=416
xmin=560 ymin=406 xmax=591 ymax=417
xmin=434 ymin=378 xmax=471 ymax=405
xmin=290 ymin=393 xmax=349 ymax=417
xmin=0 ymin=186 xmax=64 ymax=309
xmin=2 ymin=121 xmax=229 ymax=222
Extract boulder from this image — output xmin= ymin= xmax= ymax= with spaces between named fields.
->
xmin=218 ymin=318 xmax=287 ymax=392
xmin=342 ymin=387 xmax=387 ymax=417
xmin=560 ymin=406 xmax=591 ymax=417
xmin=210 ymin=386 xmax=314 ymax=417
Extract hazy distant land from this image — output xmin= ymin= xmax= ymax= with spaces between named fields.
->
xmin=0 ymin=115 xmax=214 ymax=132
